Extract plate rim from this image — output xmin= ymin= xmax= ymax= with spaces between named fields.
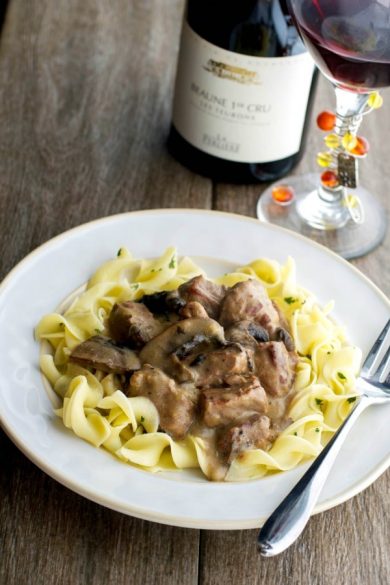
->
xmin=0 ymin=208 xmax=389 ymax=307
xmin=0 ymin=208 xmax=389 ymax=529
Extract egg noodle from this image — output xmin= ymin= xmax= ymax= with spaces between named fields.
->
xmin=36 ymin=247 xmax=361 ymax=481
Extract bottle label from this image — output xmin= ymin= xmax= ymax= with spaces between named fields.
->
xmin=172 ymin=22 xmax=315 ymax=163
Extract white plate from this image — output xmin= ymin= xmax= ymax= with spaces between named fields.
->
xmin=0 ymin=209 xmax=389 ymax=529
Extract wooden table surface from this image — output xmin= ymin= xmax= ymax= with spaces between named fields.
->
xmin=0 ymin=2 xmax=389 ymax=584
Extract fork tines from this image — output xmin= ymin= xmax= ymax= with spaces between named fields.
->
xmin=361 ymin=319 xmax=390 ymax=384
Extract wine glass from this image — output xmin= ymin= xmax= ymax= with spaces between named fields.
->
xmin=257 ymin=0 xmax=390 ymax=259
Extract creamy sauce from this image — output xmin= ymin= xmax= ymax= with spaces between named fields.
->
xmin=267 ymin=385 xmax=296 ymax=422
xmin=189 ymin=382 xmax=296 ymax=481
xmin=190 ymin=422 xmax=229 ymax=481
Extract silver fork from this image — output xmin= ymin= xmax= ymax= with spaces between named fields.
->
xmin=258 ymin=319 xmax=390 ymax=556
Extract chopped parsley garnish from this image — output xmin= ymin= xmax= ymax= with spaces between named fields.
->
xmin=315 ymin=398 xmax=323 ymax=406
xmin=131 ymin=283 xmax=139 ymax=291
xmin=337 ymin=372 xmax=347 ymax=381
xmin=95 ymin=328 xmax=102 ymax=334
xmin=347 ymin=397 xmax=357 ymax=404
xmin=140 ymin=416 xmax=145 ymax=423
xmin=117 ymin=248 xmax=123 ymax=257
xmin=284 ymin=296 xmax=297 ymax=305
xmin=59 ymin=322 xmax=65 ymax=329
xmin=293 ymin=432 xmax=298 ymax=436
xmin=169 ymin=256 xmax=176 ymax=269
xmin=315 ymin=428 xmax=320 ymax=433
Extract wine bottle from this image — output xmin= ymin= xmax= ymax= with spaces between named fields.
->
xmin=168 ymin=0 xmax=318 ymax=183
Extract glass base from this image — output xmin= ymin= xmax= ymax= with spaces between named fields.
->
xmin=257 ymin=174 xmax=387 ymax=260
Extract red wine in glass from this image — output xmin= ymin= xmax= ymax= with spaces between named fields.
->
xmin=291 ymin=0 xmax=390 ymax=91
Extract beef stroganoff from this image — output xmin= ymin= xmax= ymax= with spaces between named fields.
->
xmin=36 ymin=247 xmax=361 ymax=481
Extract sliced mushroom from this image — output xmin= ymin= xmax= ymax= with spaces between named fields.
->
xmin=225 ymin=320 xmax=269 ymax=349
xmin=179 ymin=301 xmax=209 ymax=320
xmin=272 ymin=327 xmax=295 ymax=352
xmin=69 ymin=335 xmax=140 ymax=374
xmin=139 ymin=318 xmax=225 ymax=380
xmin=140 ymin=290 xmax=186 ymax=315
xmin=172 ymin=334 xmax=211 ymax=360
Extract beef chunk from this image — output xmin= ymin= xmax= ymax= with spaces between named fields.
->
xmin=254 ymin=341 xmax=297 ymax=397
xmin=225 ymin=320 xmax=269 ymax=349
xmin=217 ymin=415 xmax=271 ymax=463
xmin=108 ymin=301 xmax=163 ymax=348
xmin=201 ymin=375 xmax=268 ymax=427
xmin=139 ymin=276 xmax=225 ymax=320
xmin=190 ymin=343 xmax=253 ymax=387
xmin=178 ymin=276 xmax=227 ymax=319
xmin=219 ymin=280 xmax=280 ymax=334
xmin=128 ymin=366 xmax=198 ymax=439
xmin=69 ymin=335 xmax=140 ymax=374
xmin=179 ymin=301 xmax=209 ymax=320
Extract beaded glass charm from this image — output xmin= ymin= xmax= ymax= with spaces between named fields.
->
xmin=257 ymin=90 xmax=386 ymax=259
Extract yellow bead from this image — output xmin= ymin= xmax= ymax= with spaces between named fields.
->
xmin=342 ymin=133 xmax=358 ymax=150
xmin=343 ymin=194 xmax=358 ymax=209
xmin=316 ymin=152 xmax=333 ymax=167
xmin=368 ymin=92 xmax=383 ymax=109
xmin=324 ymin=134 xmax=340 ymax=149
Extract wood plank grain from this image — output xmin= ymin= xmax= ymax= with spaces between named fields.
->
xmin=0 ymin=1 xmax=202 ymax=584
xmin=200 ymin=471 xmax=390 ymax=585
xmin=0 ymin=431 xmax=199 ymax=585
xmin=0 ymin=0 xmax=211 ymax=278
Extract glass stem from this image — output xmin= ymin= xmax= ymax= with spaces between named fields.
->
xmin=318 ymin=87 xmax=370 ymax=207
xmin=334 ymin=86 xmax=370 ymax=119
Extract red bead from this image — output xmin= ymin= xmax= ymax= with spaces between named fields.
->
xmin=271 ymin=185 xmax=295 ymax=205
xmin=321 ymin=170 xmax=339 ymax=188
xmin=317 ymin=111 xmax=336 ymax=131
xmin=349 ymin=136 xmax=369 ymax=157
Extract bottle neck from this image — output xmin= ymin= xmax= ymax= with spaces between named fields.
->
xmin=186 ymin=0 xmax=304 ymax=57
